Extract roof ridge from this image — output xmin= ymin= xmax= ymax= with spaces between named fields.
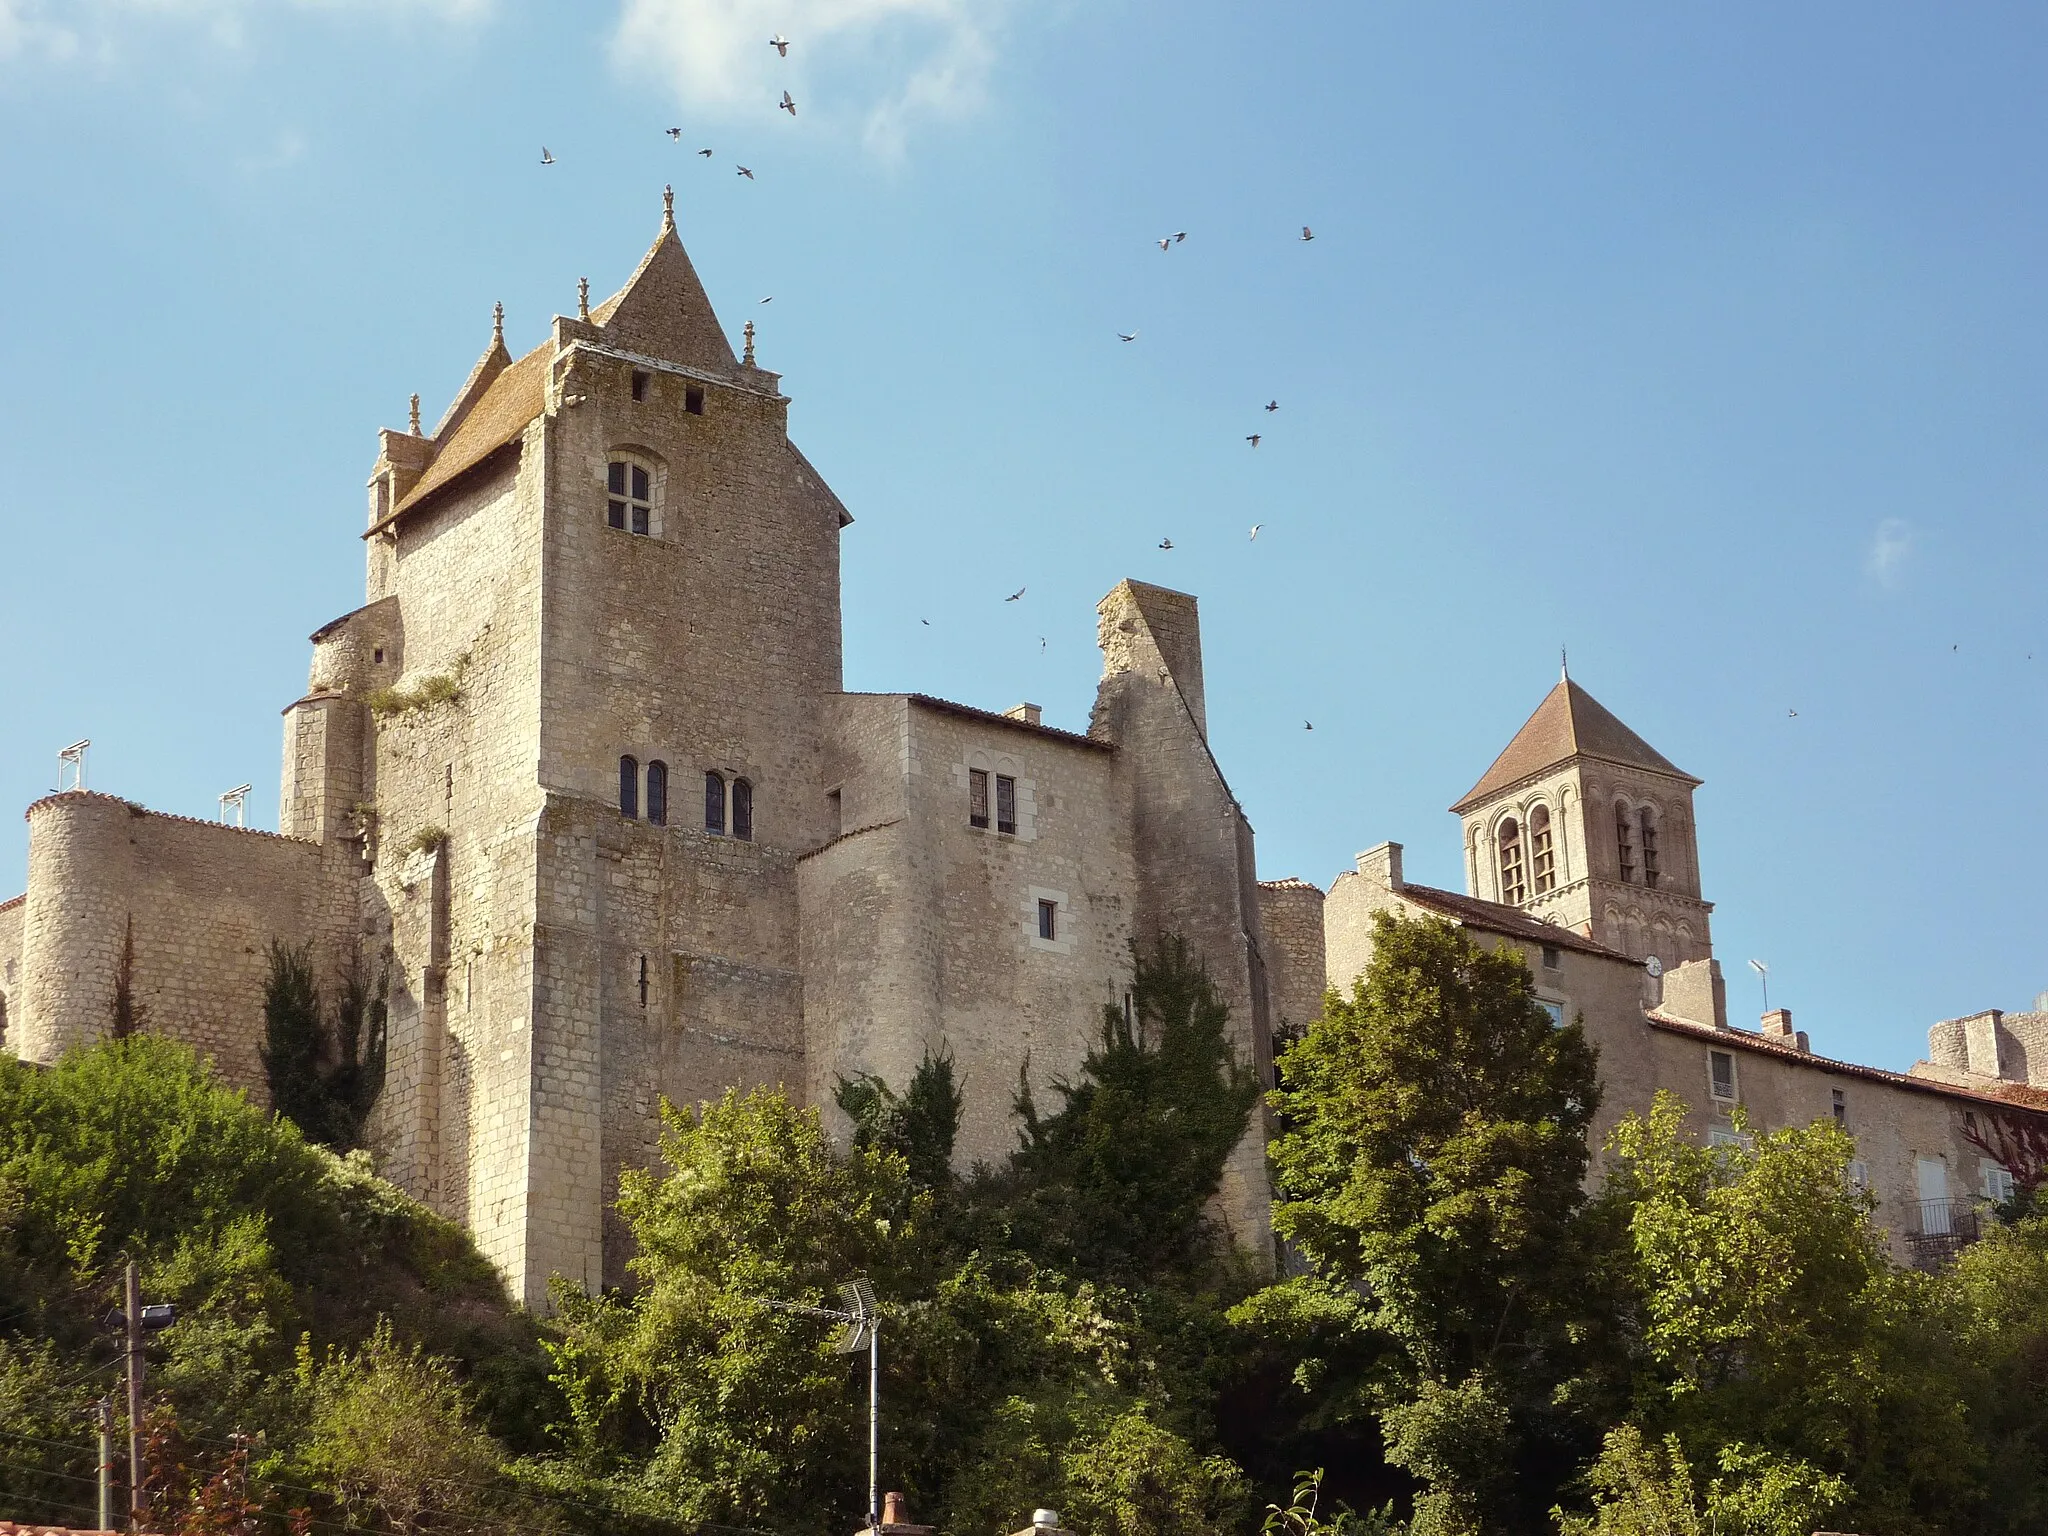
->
xmin=1451 ymin=678 xmax=1698 ymax=814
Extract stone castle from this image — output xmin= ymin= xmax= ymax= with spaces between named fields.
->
xmin=1 ymin=199 xmax=2042 ymax=1298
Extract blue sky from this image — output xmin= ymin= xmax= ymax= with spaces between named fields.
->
xmin=3 ymin=1 xmax=2045 ymax=1073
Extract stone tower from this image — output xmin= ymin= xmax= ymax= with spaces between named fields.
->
xmin=1450 ymin=672 xmax=1714 ymax=970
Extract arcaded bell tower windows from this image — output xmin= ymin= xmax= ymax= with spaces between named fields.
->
xmin=646 ymin=761 xmax=668 ymax=827
xmin=1640 ymin=808 xmax=1660 ymax=890
xmin=1530 ymin=804 xmax=1556 ymax=894
xmin=1498 ymin=817 xmax=1527 ymax=905
xmin=607 ymin=457 xmax=653 ymax=535
xmin=1615 ymin=803 xmax=1635 ymax=884
xmin=619 ymin=756 xmax=639 ymax=819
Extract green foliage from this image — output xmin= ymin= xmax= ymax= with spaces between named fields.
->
xmin=1554 ymin=1425 xmax=1846 ymax=1536
xmin=1263 ymin=1469 xmax=1403 ymax=1536
xmin=1257 ymin=911 xmax=1613 ymax=1530
xmin=837 ymin=1047 xmax=964 ymax=1192
xmin=1061 ymin=1405 xmax=1249 ymax=1536
xmin=364 ymin=663 xmax=466 ymax=719
xmin=261 ymin=942 xmax=388 ymax=1151
xmin=1003 ymin=935 xmax=1263 ymax=1280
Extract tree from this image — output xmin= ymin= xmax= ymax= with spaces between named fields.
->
xmin=261 ymin=942 xmax=388 ymax=1151
xmin=1254 ymin=911 xmax=1610 ymax=1535
xmin=836 ymin=1047 xmax=964 ymax=1193
xmin=1554 ymin=1425 xmax=1846 ymax=1536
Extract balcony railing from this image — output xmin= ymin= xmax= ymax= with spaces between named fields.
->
xmin=1906 ymin=1198 xmax=1985 ymax=1270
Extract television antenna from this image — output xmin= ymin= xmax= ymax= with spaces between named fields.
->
xmin=1748 ymin=958 xmax=1769 ymax=1014
xmin=755 ymin=1277 xmax=882 ymax=1530
xmin=56 ymin=739 xmax=89 ymax=793
xmin=218 ymin=784 xmax=253 ymax=827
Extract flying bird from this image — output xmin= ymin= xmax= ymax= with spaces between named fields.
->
xmin=759 ymin=296 xmax=773 ymax=304
xmin=1158 ymin=538 xmax=1174 ymax=550
xmin=770 ymin=32 xmax=790 ymax=55
xmin=1117 ymin=331 xmax=1138 ymax=342
xmin=1787 ymin=709 xmax=1798 ymax=718
xmin=698 ymin=147 xmax=714 ymax=157
xmin=1158 ymin=238 xmax=1171 ymax=252
xmin=921 ymin=618 xmax=930 ymax=626
xmin=781 ymin=91 xmax=797 ymax=117
xmin=1005 ymin=586 xmax=1026 ymax=602
xmin=737 ymin=165 xmax=755 ymax=179
xmin=1265 ymin=400 xmax=1279 ymax=412
xmin=666 ymin=128 xmax=682 ymax=140
xmin=1304 ymin=720 xmax=1314 ymax=731
xmin=1246 ymin=434 xmax=1261 ymax=448
xmin=540 ymin=147 xmax=555 ymax=165
xmin=1040 ymin=637 xmax=1047 ymax=652
xmin=1249 ymin=524 xmax=1263 ymax=541
xmin=1174 ymin=231 xmax=1187 ymax=242
xmin=1300 ymin=226 xmax=1315 ymax=241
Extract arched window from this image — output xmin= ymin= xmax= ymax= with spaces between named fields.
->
xmin=607 ymin=456 xmax=654 ymax=535
xmin=618 ymin=755 xmax=639 ymax=819
xmin=645 ymin=760 xmax=668 ymax=827
xmin=1498 ymin=817 xmax=1527 ymax=905
xmin=1639 ymin=808 xmax=1661 ymax=889
xmin=704 ymin=771 xmax=726 ymax=835
xmin=1530 ymin=805 xmax=1556 ymax=894
xmin=732 ymin=778 xmax=753 ymax=842
xmin=1615 ymin=802 xmax=1636 ymax=883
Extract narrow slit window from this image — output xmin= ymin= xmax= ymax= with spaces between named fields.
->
xmin=827 ymin=787 xmax=842 ymax=835
xmin=686 ymin=384 xmax=705 ymax=415
xmin=704 ymin=771 xmax=726 ymax=835
xmin=1037 ymin=899 xmax=1058 ymax=941
xmin=637 ymin=955 xmax=649 ymax=1008
xmin=969 ymin=769 xmax=990 ymax=829
xmin=732 ymin=778 xmax=753 ymax=842
xmin=618 ymin=755 xmax=639 ymax=819
xmin=1709 ymin=1049 xmax=1736 ymax=1102
xmin=1640 ymin=809 xmax=1661 ymax=889
xmin=1497 ymin=817 xmax=1526 ymax=905
xmin=631 ymin=369 xmax=650 ymax=401
xmin=995 ymin=774 xmax=1017 ymax=835
xmin=645 ymin=760 xmax=668 ymax=827
xmin=607 ymin=458 xmax=653 ymax=535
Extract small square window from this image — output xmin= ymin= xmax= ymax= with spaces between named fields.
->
xmin=372 ymin=647 xmax=384 ymax=664
xmin=1709 ymin=1049 xmax=1737 ymax=1102
xmin=631 ymin=369 xmax=650 ymax=401
xmin=968 ymin=769 xmax=990 ymax=829
xmin=1537 ymin=999 xmax=1565 ymax=1027
xmin=995 ymin=774 xmax=1017 ymax=835
xmin=1037 ymin=899 xmax=1058 ymax=941
xmin=686 ymin=384 xmax=705 ymax=415
xmin=1541 ymin=944 xmax=1561 ymax=970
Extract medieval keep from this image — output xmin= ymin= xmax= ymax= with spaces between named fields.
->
xmin=0 ymin=199 xmax=2040 ymax=1298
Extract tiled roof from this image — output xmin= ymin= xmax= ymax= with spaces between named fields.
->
xmin=375 ymin=340 xmax=552 ymax=530
xmin=1452 ymin=679 xmax=1698 ymax=813
xmin=0 ymin=893 xmax=22 ymax=913
xmin=1646 ymin=1010 xmax=2048 ymax=1117
xmin=901 ymin=694 xmax=1114 ymax=751
xmin=22 ymin=791 xmax=311 ymax=844
xmin=1395 ymin=881 xmax=1636 ymax=962
xmin=1260 ymin=877 xmax=1323 ymax=893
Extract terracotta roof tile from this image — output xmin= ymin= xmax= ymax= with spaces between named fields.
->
xmin=1452 ymin=679 xmax=1698 ymax=813
xmin=900 ymin=694 xmax=1114 ymax=751
xmin=0 ymin=893 xmax=22 ymax=913
xmin=22 ymin=791 xmax=311 ymax=844
xmin=1395 ymin=881 xmax=1636 ymax=962
xmin=1260 ymin=877 xmax=1323 ymax=893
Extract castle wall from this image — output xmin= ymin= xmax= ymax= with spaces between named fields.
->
xmin=0 ymin=895 xmax=23 ymax=1050
xmin=366 ymin=440 xmax=549 ymax=1288
xmin=16 ymin=793 xmax=352 ymax=1092
xmin=1257 ymin=879 xmax=1328 ymax=1040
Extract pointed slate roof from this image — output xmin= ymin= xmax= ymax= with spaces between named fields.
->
xmin=1451 ymin=679 xmax=1699 ymax=813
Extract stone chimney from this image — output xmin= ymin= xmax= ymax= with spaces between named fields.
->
xmin=1003 ymin=703 xmax=1043 ymax=726
xmin=1356 ymin=841 xmax=1404 ymax=891
xmin=1097 ymin=579 xmax=1207 ymax=737
xmin=1961 ymin=1009 xmax=2005 ymax=1079
xmin=1761 ymin=1008 xmax=1810 ymax=1053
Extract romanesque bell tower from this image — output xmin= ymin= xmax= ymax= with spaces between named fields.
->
xmin=1450 ymin=672 xmax=1714 ymax=969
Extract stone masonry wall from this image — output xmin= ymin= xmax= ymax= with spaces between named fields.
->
xmin=0 ymin=895 xmax=23 ymax=1050
xmin=1257 ymin=879 xmax=1328 ymax=1040
xmin=16 ymin=793 xmax=353 ymax=1092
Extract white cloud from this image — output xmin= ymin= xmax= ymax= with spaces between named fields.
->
xmin=0 ymin=0 xmax=485 ymax=65
xmin=1865 ymin=517 xmax=1912 ymax=589
xmin=612 ymin=0 xmax=1006 ymax=158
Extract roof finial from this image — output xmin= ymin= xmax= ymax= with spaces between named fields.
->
xmin=409 ymin=393 xmax=421 ymax=435
xmin=742 ymin=319 xmax=756 ymax=366
xmin=492 ymin=301 xmax=504 ymax=347
xmin=662 ymin=183 xmax=675 ymax=233
xmin=578 ymin=276 xmax=590 ymax=321
xmin=1561 ymin=646 xmax=1570 ymax=682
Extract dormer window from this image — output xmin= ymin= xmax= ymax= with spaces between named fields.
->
xmin=608 ymin=457 xmax=653 ymax=535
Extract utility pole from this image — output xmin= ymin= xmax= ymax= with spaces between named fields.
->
xmin=124 ymin=1261 xmax=144 ymax=1532
xmin=96 ymin=1397 xmax=113 ymax=1532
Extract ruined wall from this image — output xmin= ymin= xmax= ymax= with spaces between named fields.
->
xmin=0 ymin=895 xmax=23 ymax=1051
xmin=15 ymin=793 xmax=353 ymax=1092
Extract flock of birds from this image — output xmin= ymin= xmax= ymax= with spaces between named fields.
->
xmin=541 ymin=29 xmax=1318 ymax=709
